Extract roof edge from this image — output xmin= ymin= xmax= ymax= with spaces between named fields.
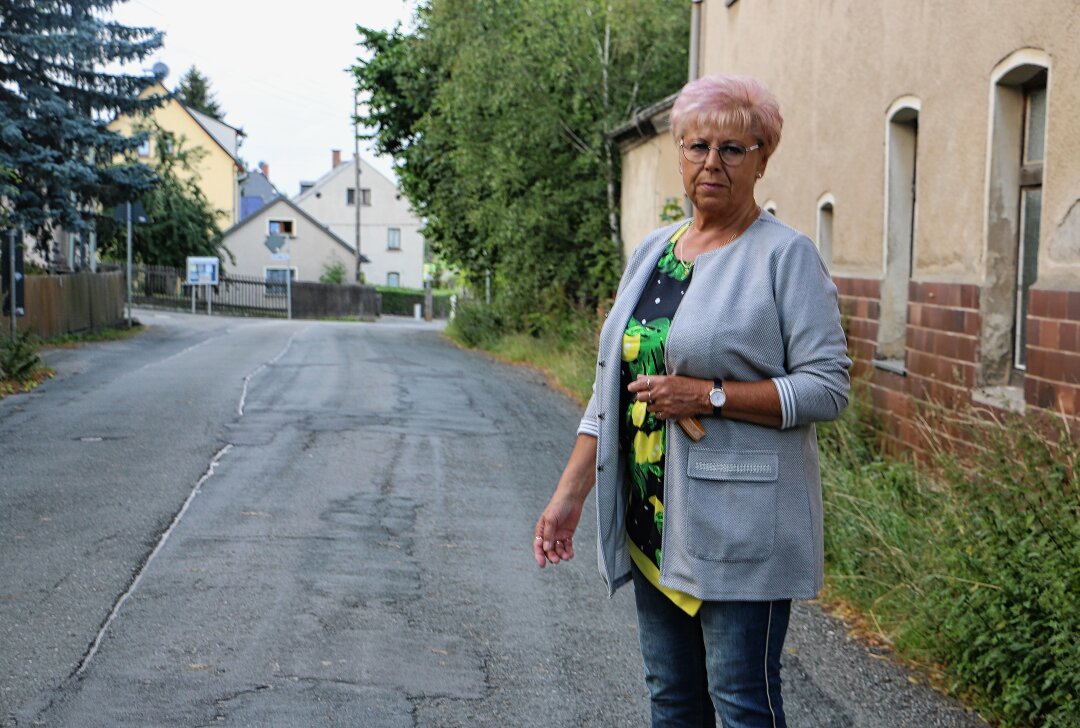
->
xmin=609 ymin=92 xmax=678 ymax=149
xmin=221 ymin=195 xmax=371 ymax=262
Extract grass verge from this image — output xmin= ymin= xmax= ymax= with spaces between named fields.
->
xmin=42 ymin=321 xmax=146 ymax=348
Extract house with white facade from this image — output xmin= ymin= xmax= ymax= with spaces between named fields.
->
xmin=294 ymin=151 xmax=425 ymax=289
xmin=221 ymin=195 xmax=368 ymax=286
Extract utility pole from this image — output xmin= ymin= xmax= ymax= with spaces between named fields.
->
xmin=8 ymin=229 xmax=16 ymax=340
xmin=353 ymin=89 xmax=362 ymax=284
xmin=126 ymin=202 xmax=133 ymax=328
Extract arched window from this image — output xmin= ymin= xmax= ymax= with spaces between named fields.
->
xmin=816 ymin=194 xmax=835 ymax=268
xmin=982 ymin=51 xmax=1049 ymax=385
xmin=877 ymin=100 xmax=920 ymax=366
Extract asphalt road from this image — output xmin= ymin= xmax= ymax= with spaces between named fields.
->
xmin=0 ymin=309 xmax=988 ymax=727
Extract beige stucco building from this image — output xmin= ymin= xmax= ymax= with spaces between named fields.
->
xmin=616 ymin=0 xmax=1079 ymax=441
xmin=294 ymin=152 xmax=426 ymax=289
xmin=221 ymin=196 xmax=367 ymax=287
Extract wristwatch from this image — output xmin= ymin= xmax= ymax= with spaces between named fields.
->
xmin=708 ymin=379 xmax=726 ymax=417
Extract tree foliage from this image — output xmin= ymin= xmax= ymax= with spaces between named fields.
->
xmin=175 ymin=65 xmax=224 ymax=120
xmin=97 ymin=123 xmax=230 ymax=268
xmin=0 ymin=0 xmax=164 ymax=242
xmin=353 ymin=0 xmax=688 ymax=324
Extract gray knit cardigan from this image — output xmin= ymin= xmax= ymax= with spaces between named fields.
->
xmin=579 ymin=211 xmax=851 ymax=601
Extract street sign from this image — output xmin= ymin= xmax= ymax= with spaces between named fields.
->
xmin=186 ymin=256 xmax=219 ymax=286
xmin=264 ymin=234 xmax=287 ymax=254
xmin=2 ymin=230 xmax=25 ymax=318
xmin=113 ymin=202 xmax=149 ymax=224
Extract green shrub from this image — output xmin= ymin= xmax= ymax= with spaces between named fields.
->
xmin=375 ymin=286 xmax=454 ymax=317
xmin=0 ymin=331 xmax=42 ymax=382
xmin=819 ymin=391 xmax=1079 ymax=727
xmin=320 ymin=260 xmax=347 ymax=284
xmin=445 ymin=299 xmax=507 ymax=348
xmin=919 ymin=407 xmax=1078 ymax=727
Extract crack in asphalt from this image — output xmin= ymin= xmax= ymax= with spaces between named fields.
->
xmin=62 ymin=332 xmax=302 ymax=690
xmin=72 ymin=443 xmax=234 ymax=679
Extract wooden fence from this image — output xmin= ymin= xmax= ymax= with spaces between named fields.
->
xmin=7 ymin=268 xmax=385 ymax=341
xmin=15 ymin=271 xmax=125 ymax=340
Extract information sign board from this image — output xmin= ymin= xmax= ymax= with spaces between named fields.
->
xmin=186 ymin=256 xmax=219 ymax=286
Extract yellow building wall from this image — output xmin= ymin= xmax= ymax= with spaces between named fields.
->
xmin=697 ymin=0 xmax=1080 ymax=286
xmin=108 ymin=86 xmax=239 ymax=227
xmin=619 ymin=134 xmax=685 ymax=260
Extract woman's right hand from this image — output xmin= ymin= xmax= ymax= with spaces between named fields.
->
xmin=533 ymin=433 xmax=597 ymax=568
xmin=533 ymin=495 xmax=584 ymax=567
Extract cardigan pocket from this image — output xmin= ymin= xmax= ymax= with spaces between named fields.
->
xmin=684 ymin=448 xmax=778 ymax=563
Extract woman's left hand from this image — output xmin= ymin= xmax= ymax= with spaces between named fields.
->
xmin=628 ymin=374 xmax=710 ymax=421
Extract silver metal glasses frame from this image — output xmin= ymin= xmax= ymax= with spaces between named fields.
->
xmin=679 ymin=139 xmax=761 ymax=167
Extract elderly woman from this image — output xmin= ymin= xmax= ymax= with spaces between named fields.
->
xmin=533 ymin=74 xmax=850 ymax=728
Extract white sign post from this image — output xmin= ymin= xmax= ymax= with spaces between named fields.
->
xmin=186 ymin=256 xmax=219 ymax=315
xmin=266 ymin=234 xmax=291 ymax=320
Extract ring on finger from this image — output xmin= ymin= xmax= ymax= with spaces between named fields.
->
xmin=646 ymin=376 xmax=652 ymax=389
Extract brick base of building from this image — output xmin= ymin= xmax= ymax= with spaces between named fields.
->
xmin=834 ymin=276 xmax=1079 ymax=451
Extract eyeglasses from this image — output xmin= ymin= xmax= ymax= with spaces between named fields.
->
xmin=680 ymin=139 xmax=761 ymax=167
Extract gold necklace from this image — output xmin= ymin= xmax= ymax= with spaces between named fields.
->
xmin=676 ymin=227 xmax=740 ymax=275
xmin=676 ymin=235 xmax=695 ymax=275
xmin=678 ymin=210 xmax=761 ymax=272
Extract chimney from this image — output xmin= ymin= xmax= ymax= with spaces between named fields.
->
xmin=331 ymin=149 xmax=342 ymax=169
xmin=258 ymin=161 xmax=269 ymax=179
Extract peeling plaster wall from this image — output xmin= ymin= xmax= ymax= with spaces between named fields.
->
xmin=698 ymin=0 xmax=1080 ymax=287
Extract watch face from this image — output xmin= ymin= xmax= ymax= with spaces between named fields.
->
xmin=710 ymin=388 xmax=726 ymax=408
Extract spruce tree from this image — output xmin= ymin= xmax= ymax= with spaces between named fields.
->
xmin=0 ymin=0 xmax=164 ymax=245
xmin=175 ymin=65 xmax=223 ymax=119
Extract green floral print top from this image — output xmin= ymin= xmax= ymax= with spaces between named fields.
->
xmin=619 ymin=221 xmax=702 ymax=616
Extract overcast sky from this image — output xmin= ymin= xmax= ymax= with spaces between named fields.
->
xmin=110 ymin=0 xmax=421 ymax=197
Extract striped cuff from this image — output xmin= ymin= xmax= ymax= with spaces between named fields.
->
xmin=577 ymin=417 xmax=599 ymax=438
xmin=772 ymin=377 xmax=796 ymax=429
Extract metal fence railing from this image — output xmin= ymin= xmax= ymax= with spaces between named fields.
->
xmin=133 ymin=265 xmax=287 ymax=317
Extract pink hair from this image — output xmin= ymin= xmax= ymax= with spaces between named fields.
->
xmin=669 ymin=74 xmax=783 ymax=158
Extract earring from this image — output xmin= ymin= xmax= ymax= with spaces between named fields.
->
xmin=756 ymin=172 xmax=763 ymax=178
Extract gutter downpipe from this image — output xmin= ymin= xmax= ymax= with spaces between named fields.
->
xmin=686 ymin=0 xmax=704 ymax=216
xmin=689 ymin=0 xmax=703 ymax=83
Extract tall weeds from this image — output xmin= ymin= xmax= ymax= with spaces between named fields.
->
xmin=818 ymin=385 xmax=1079 ymax=727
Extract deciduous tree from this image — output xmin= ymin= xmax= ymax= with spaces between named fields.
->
xmin=353 ymin=0 xmax=688 ymax=322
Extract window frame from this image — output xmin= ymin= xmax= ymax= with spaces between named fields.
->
xmin=264 ymin=266 xmax=297 ymax=297
xmin=1012 ymin=71 xmax=1048 ymax=372
xmin=980 ymin=51 xmax=1050 ymax=388
xmin=268 ymin=219 xmax=296 ymax=238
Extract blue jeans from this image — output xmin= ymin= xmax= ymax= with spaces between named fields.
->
xmin=632 ymin=565 xmax=791 ymax=728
